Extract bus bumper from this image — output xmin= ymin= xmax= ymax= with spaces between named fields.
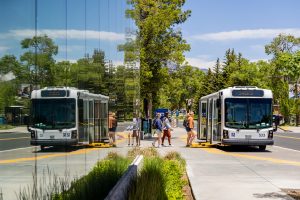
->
xmin=31 ymin=139 xmax=78 ymax=146
xmin=222 ymin=139 xmax=274 ymax=146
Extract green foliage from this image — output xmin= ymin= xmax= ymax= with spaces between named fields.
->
xmin=127 ymin=0 xmax=191 ymax=115
xmin=128 ymin=151 xmax=186 ymax=200
xmin=20 ymin=35 xmax=58 ymax=86
xmin=55 ymin=153 xmax=130 ymax=200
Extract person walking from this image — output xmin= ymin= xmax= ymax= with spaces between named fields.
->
xmin=108 ymin=112 xmax=117 ymax=147
xmin=152 ymin=113 xmax=163 ymax=148
xmin=162 ymin=112 xmax=173 ymax=147
xmin=187 ymin=111 xmax=196 ymax=146
xmin=183 ymin=113 xmax=191 ymax=146
xmin=129 ymin=115 xmax=140 ymax=146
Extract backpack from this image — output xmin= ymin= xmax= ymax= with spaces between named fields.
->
xmin=183 ymin=118 xmax=189 ymax=128
xmin=152 ymin=118 xmax=157 ymax=129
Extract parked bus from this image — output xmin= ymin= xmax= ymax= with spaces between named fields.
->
xmin=198 ymin=86 xmax=274 ymax=150
xmin=29 ymin=87 xmax=109 ymax=150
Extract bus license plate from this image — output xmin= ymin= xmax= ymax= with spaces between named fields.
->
xmin=50 ymin=135 xmax=55 ymax=139
xmin=245 ymin=135 xmax=251 ymax=139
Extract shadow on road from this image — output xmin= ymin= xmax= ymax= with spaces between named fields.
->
xmin=217 ymin=145 xmax=272 ymax=153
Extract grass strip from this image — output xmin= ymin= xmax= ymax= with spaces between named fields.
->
xmin=54 ymin=152 xmax=130 ymax=200
xmin=128 ymin=149 xmax=187 ymax=200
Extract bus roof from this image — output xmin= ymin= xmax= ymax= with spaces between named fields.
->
xmin=200 ymin=86 xmax=272 ymax=100
xmin=31 ymin=87 xmax=109 ymax=101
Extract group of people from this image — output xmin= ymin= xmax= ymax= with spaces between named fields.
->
xmin=152 ymin=112 xmax=173 ymax=148
xmin=110 ymin=111 xmax=196 ymax=148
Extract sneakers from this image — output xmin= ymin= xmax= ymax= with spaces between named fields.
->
xmin=169 ymin=144 xmax=173 ymax=147
xmin=161 ymin=144 xmax=165 ymax=146
xmin=152 ymin=142 xmax=155 ymax=147
xmin=157 ymin=145 xmax=161 ymax=148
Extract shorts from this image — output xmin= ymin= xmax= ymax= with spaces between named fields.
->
xmin=109 ymin=127 xmax=116 ymax=132
xmin=132 ymin=130 xmax=139 ymax=137
xmin=155 ymin=129 xmax=162 ymax=137
xmin=186 ymin=127 xmax=192 ymax=132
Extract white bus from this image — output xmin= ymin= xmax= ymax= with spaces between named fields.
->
xmin=29 ymin=87 xmax=109 ymax=150
xmin=198 ymin=86 xmax=274 ymax=150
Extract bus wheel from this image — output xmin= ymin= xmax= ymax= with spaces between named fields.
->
xmin=40 ymin=145 xmax=45 ymax=151
xmin=259 ymin=145 xmax=266 ymax=151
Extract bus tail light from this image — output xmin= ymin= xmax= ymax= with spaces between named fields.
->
xmin=71 ymin=130 xmax=77 ymax=139
xmin=268 ymin=130 xmax=273 ymax=138
xmin=223 ymin=130 xmax=229 ymax=139
xmin=30 ymin=130 xmax=36 ymax=139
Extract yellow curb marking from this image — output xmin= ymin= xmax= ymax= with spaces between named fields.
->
xmin=0 ymin=137 xmax=30 ymax=141
xmin=274 ymin=135 xmax=300 ymax=140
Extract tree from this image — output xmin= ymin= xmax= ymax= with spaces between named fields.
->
xmin=20 ymin=35 xmax=58 ymax=87
xmin=265 ymin=34 xmax=300 ymax=57
xmin=212 ymin=58 xmax=224 ymax=91
xmin=127 ymin=0 xmax=191 ymax=117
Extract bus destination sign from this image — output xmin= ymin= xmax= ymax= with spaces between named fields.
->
xmin=41 ymin=90 xmax=68 ymax=97
xmin=232 ymin=90 xmax=264 ymax=97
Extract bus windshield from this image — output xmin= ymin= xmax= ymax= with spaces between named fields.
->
xmin=225 ymin=98 xmax=272 ymax=129
xmin=31 ymin=98 xmax=76 ymax=129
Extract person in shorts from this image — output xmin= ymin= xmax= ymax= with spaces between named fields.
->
xmin=187 ymin=112 xmax=196 ymax=146
xmin=129 ymin=115 xmax=140 ymax=146
xmin=108 ymin=112 xmax=117 ymax=146
xmin=152 ymin=113 xmax=163 ymax=148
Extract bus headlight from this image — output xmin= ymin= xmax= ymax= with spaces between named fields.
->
xmin=30 ymin=130 xmax=36 ymax=139
xmin=268 ymin=130 xmax=273 ymax=138
xmin=71 ymin=130 xmax=77 ymax=139
xmin=223 ymin=130 xmax=229 ymax=139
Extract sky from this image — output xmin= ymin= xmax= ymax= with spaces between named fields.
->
xmin=0 ymin=0 xmax=131 ymax=66
xmin=0 ymin=0 xmax=300 ymax=69
xmin=182 ymin=0 xmax=300 ymax=69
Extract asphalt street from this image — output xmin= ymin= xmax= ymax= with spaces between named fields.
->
xmin=0 ymin=132 xmax=30 ymax=152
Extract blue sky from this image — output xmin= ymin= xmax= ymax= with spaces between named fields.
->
xmin=182 ymin=0 xmax=300 ymax=69
xmin=0 ymin=0 xmax=300 ymax=69
xmin=0 ymin=0 xmax=130 ymax=66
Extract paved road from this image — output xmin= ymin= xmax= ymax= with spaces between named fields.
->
xmin=0 ymin=132 xmax=30 ymax=152
xmin=274 ymin=129 xmax=300 ymax=151
xmin=0 ymin=122 xmax=132 ymax=152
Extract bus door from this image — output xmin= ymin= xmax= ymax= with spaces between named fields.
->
xmin=94 ymin=100 xmax=101 ymax=142
xmin=199 ymin=101 xmax=207 ymax=140
xmin=88 ymin=100 xmax=94 ymax=143
xmin=212 ymin=99 xmax=221 ymax=143
xmin=207 ymin=99 xmax=213 ymax=143
xmin=100 ymin=101 xmax=108 ymax=140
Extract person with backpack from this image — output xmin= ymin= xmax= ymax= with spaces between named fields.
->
xmin=162 ymin=112 xmax=173 ymax=147
xmin=152 ymin=113 xmax=163 ymax=147
xmin=183 ymin=113 xmax=190 ymax=146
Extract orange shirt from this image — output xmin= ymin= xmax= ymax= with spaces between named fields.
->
xmin=188 ymin=116 xmax=194 ymax=129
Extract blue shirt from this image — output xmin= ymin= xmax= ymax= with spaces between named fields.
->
xmin=155 ymin=118 xmax=163 ymax=131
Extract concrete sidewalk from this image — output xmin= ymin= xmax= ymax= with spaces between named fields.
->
xmin=0 ymin=126 xmax=28 ymax=133
xmin=138 ymin=127 xmax=296 ymax=200
xmin=279 ymin=125 xmax=300 ymax=133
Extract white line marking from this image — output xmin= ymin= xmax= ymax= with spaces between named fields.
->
xmin=273 ymin=145 xmax=300 ymax=153
xmin=0 ymin=146 xmax=35 ymax=153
